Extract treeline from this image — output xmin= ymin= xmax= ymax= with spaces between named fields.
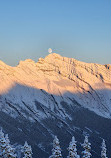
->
xmin=0 ymin=129 xmax=108 ymax=158
xmin=49 ymin=136 xmax=107 ymax=158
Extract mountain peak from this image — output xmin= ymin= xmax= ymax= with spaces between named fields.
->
xmin=0 ymin=53 xmax=111 ymax=118
xmin=46 ymin=53 xmax=62 ymax=58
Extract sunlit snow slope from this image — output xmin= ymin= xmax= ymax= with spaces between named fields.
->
xmin=0 ymin=53 xmax=111 ymax=120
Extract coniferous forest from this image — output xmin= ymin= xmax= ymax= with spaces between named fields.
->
xmin=0 ymin=129 xmax=108 ymax=158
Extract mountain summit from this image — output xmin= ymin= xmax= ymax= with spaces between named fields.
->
xmin=0 ymin=53 xmax=111 ymax=157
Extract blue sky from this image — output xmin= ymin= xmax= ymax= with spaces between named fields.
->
xmin=0 ymin=0 xmax=111 ymax=66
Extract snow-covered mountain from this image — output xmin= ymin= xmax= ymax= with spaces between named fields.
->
xmin=0 ymin=53 xmax=111 ymax=157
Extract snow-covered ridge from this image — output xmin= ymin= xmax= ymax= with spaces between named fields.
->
xmin=0 ymin=53 xmax=111 ymax=120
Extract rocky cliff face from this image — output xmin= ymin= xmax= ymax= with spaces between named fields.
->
xmin=0 ymin=53 xmax=111 ymax=157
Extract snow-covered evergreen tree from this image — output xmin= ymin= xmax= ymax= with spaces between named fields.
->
xmin=49 ymin=136 xmax=62 ymax=158
xmin=0 ymin=129 xmax=7 ymax=157
xmin=4 ymin=134 xmax=16 ymax=158
xmin=81 ymin=136 xmax=91 ymax=158
xmin=23 ymin=141 xmax=32 ymax=158
xmin=0 ymin=130 xmax=16 ymax=158
xmin=101 ymin=139 xmax=108 ymax=158
xmin=67 ymin=136 xmax=80 ymax=158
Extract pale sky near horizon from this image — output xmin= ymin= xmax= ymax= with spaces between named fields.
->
xmin=0 ymin=0 xmax=111 ymax=66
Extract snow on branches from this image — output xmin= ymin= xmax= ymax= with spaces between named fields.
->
xmin=81 ymin=136 xmax=91 ymax=158
xmin=67 ymin=136 xmax=80 ymax=158
xmin=101 ymin=139 xmax=108 ymax=158
xmin=49 ymin=136 xmax=63 ymax=158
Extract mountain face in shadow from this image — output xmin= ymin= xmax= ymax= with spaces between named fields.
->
xmin=0 ymin=53 xmax=111 ymax=157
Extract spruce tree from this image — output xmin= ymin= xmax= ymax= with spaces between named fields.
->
xmin=101 ymin=139 xmax=108 ymax=158
xmin=81 ymin=136 xmax=91 ymax=158
xmin=4 ymin=134 xmax=16 ymax=158
xmin=49 ymin=136 xmax=62 ymax=158
xmin=23 ymin=141 xmax=32 ymax=158
xmin=0 ymin=129 xmax=7 ymax=157
xmin=67 ymin=136 xmax=80 ymax=158
xmin=0 ymin=130 xmax=16 ymax=158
